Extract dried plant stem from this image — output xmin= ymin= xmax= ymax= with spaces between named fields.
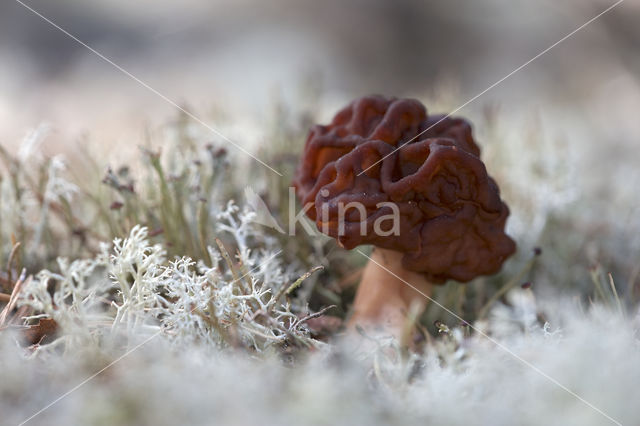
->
xmin=0 ymin=272 xmax=30 ymax=327
xmin=478 ymin=255 xmax=537 ymax=319
xmin=296 ymin=305 xmax=336 ymax=324
xmin=216 ymin=239 xmax=241 ymax=286
xmin=608 ymin=273 xmax=625 ymax=316
xmin=6 ymin=241 xmax=21 ymax=283
xmin=590 ymin=266 xmax=609 ymax=304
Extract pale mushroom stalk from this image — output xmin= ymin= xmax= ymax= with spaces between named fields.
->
xmin=348 ymin=248 xmax=432 ymax=334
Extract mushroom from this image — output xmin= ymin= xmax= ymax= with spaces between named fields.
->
xmin=293 ymin=96 xmax=515 ymax=334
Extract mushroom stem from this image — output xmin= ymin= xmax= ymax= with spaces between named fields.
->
xmin=348 ymin=248 xmax=432 ymax=338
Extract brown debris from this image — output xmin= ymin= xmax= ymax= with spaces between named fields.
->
xmin=22 ymin=318 xmax=59 ymax=346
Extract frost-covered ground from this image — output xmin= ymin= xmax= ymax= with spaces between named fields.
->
xmin=1 ymin=96 xmax=639 ymax=425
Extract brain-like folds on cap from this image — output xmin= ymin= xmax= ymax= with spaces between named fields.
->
xmin=293 ymin=96 xmax=515 ymax=283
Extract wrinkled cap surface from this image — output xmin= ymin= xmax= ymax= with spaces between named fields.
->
xmin=292 ymin=95 xmax=515 ymax=283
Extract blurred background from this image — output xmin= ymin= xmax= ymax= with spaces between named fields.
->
xmin=0 ymin=0 xmax=639 ymax=295
xmin=1 ymin=0 xmax=639 ymax=145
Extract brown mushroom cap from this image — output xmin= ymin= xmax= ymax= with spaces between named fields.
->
xmin=292 ymin=96 xmax=515 ymax=283
xmin=419 ymin=114 xmax=481 ymax=158
xmin=294 ymin=95 xmax=426 ymax=214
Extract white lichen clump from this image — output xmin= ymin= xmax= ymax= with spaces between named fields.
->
xmin=17 ymin=202 xmax=319 ymax=358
